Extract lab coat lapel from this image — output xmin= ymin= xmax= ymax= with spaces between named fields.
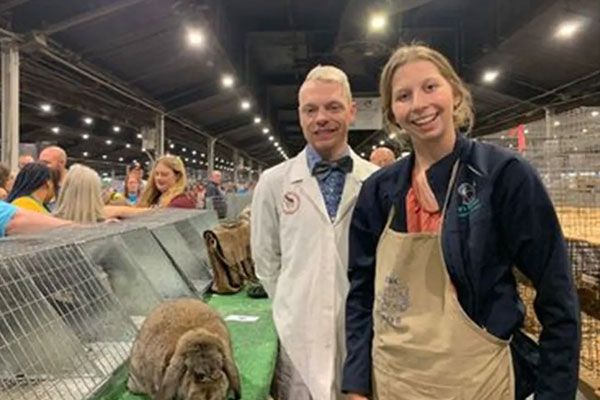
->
xmin=334 ymin=150 xmax=365 ymax=226
xmin=287 ymin=149 xmax=331 ymax=223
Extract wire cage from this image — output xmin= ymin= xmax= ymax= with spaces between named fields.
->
xmin=483 ymin=106 xmax=600 ymax=383
xmin=0 ymin=242 xmax=137 ymax=400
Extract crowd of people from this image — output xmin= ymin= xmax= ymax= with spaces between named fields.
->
xmin=0 ymin=148 xmax=255 ymax=237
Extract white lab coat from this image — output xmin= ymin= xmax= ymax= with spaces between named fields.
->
xmin=251 ymin=148 xmax=378 ymax=400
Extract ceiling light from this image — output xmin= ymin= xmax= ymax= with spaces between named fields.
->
xmin=555 ymin=20 xmax=583 ymax=40
xmin=269 ymin=136 xmax=274 ymax=141
xmin=51 ymin=126 xmax=60 ymax=134
xmin=482 ymin=69 xmax=500 ymax=84
xmin=82 ymin=133 xmax=90 ymax=140
xmin=192 ymin=150 xmax=197 ymax=155
xmin=592 ymin=111 xmax=599 ymax=117
xmin=185 ymin=157 xmax=189 ymax=162
xmin=524 ymin=129 xmax=529 ymax=134
xmin=126 ymin=143 xmax=131 ymax=148
xmin=582 ymin=128 xmax=588 ymax=133
xmin=40 ymin=103 xmax=52 ymax=113
xmin=262 ymin=127 xmax=269 ymax=134
xmin=137 ymin=133 xmax=143 ymax=139
xmin=105 ymin=139 xmax=112 ymax=145
xmin=554 ymin=121 xmax=560 ymax=127
xmin=254 ymin=116 xmax=262 ymax=124
xmin=274 ymin=142 xmax=279 ymax=146
xmin=113 ymin=126 xmax=121 ymax=133
xmin=221 ymin=74 xmax=235 ymax=88
xmin=187 ymin=28 xmax=205 ymax=47
xmin=102 ymin=155 xmax=107 ymax=160
xmin=118 ymin=157 xmax=124 ymax=162
xmin=388 ymin=133 xmax=396 ymax=139
xmin=142 ymin=147 xmax=146 ymax=152
xmin=241 ymin=100 xmax=251 ymax=110
xmin=83 ymin=151 xmax=89 ymax=157
xmin=360 ymin=152 xmax=366 ymax=157
xmin=372 ymin=145 xmax=376 ymax=150
xmin=182 ymin=147 xmax=187 ymax=152
xmin=83 ymin=117 xmax=93 ymax=125
xmin=145 ymin=161 xmax=150 ymax=165
xmin=379 ymin=140 xmax=385 ymax=145
xmin=170 ymin=143 xmax=175 ymax=149
xmin=193 ymin=159 xmax=197 ymax=163
xmin=201 ymin=153 xmax=205 ymax=157
xmin=369 ymin=13 xmax=388 ymax=33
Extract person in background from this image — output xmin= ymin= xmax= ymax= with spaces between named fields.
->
xmin=138 ymin=155 xmax=195 ymax=208
xmin=54 ymin=164 xmax=148 ymax=223
xmin=251 ymin=65 xmax=378 ymax=400
xmin=0 ymin=201 xmax=71 ymax=237
xmin=124 ymin=173 xmax=142 ymax=205
xmin=343 ymin=44 xmax=580 ymax=400
xmin=368 ymin=146 xmax=396 ymax=168
xmin=18 ymin=154 xmax=35 ymax=169
xmin=7 ymin=162 xmax=60 ymax=213
xmin=205 ymin=170 xmax=227 ymax=218
xmin=0 ymin=163 xmax=14 ymax=200
xmin=38 ymin=145 xmax=68 ymax=187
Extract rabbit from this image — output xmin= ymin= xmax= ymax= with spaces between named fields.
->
xmin=127 ymin=298 xmax=241 ymax=400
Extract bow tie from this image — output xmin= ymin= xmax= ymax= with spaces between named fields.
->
xmin=311 ymin=156 xmax=353 ymax=180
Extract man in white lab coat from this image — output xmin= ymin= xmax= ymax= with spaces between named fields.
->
xmin=251 ymin=65 xmax=378 ymax=400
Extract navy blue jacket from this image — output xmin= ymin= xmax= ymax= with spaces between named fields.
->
xmin=342 ymin=135 xmax=580 ymax=399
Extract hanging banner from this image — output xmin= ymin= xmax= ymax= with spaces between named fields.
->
xmin=350 ymin=97 xmax=382 ymax=130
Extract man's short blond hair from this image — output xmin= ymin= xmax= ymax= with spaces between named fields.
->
xmin=301 ymin=65 xmax=353 ymax=102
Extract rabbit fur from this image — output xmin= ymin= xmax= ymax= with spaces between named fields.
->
xmin=128 ymin=298 xmax=241 ymax=400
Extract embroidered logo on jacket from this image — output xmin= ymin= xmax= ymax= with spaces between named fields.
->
xmin=457 ymin=182 xmax=481 ymax=218
xmin=282 ymin=191 xmax=300 ymax=214
xmin=377 ymin=275 xmax=410 ymax=328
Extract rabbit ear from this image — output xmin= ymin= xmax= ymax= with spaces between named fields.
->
xmin=156 ymin=354 xmax=186 ymax=400
xmin=223 ymin=351 xmax=241 ymax=399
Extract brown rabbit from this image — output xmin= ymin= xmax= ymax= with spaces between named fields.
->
xmin=127 ymin=298 xmax=241 ymax=400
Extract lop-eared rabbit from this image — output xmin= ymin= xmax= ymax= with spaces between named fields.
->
xmin=128 ymin=298 xmax=241 ymax=400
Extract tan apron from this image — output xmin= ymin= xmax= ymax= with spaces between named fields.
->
xmin=372 ymin=163 xmax=514 ymax=400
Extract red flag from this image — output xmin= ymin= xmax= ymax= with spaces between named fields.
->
xmin=507 ymin=124 xmax=527 ymax=152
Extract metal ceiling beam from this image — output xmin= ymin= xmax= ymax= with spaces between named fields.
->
xmin=41 ymin=0 xmax=150 ymax=36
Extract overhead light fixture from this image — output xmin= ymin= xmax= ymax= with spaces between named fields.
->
xmin=524 ymin=129 xmax=529 ymax=134
xmin=193 ymin=159 xmax=197 ymax=163
xmin=254 ymin=116 xmax=262 ymax=124
xmin=592 ymin=111 xmax=599 ymax=117
xmin=137 ymin=133 xmax=143 ymax=139
xmin=582 ymin=128 xmax=588 ymax=133
xmin=169 ymin=143 xmax=175 ymax=149
xmin=554 ymin=121 xmax=560 ymax=127
xmin=105 ymin=139 xmax=112 ymax=145
xmin=83 ymin=151 xmax=89 ymax=157
xmin=142 ymin=147 xmax=146 ymax=152
xmin=40 ymin=103 xmax=52 ymax=113
xmin=102 ymin=155 xmax=108 ymax=160
xmin=269 ymin=136 xmax=274 ymax=141
xmin=201 ymin=153 xmax=205 ymax=157
xmin=262 ymin=127 xmax=269 ymax=134
xmin=118 ymin=157 xmax=124 ymax=162
xmin=185 ymin=157 xmax=189 ymax=162
xmin=82 ymin=133 xmax=90 ymax=140
xmin=83 ymin=117 xmax=93 ymax=125
xmin=372 ymin=145 xmax=376 ymax=150
xmin=221 ymin=74 xmax=235 ymax=88
xmin=192 ymin=150 xmax=197 ymax=155
xmin=360 ymin=152 xmax=366 ymax=157
xmin=482 ymin=69 xmax=500 ymax=84
xmin=113 ymin=126 xmax=121 ymax=133
xmin=187 ymin=28 xmax=205 ymax=47
xmin=241 ymin=100 xmax=251 ymax=110
xmin=182 ymin=147 xmax=187 ymax=152
xmin=51 ymin=126 xmax=60 ymax=134
xmin=369 ymin=13 xmax=388 ymax=33
xmin=554 ymin=20 xmax=583 ymax=40
xmin=274 ymin=142 xmax=279 ymax=146
xmin=126 ymin=143 xmax=132 ymax=148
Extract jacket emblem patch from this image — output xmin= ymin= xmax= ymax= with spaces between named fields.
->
xmin=377 ymin=275 xmax=410 ymax=328
xmin=282 ymin=191 xmax=300 ymax=214
xmin=457 ymin=182 xmax=481 ymax=218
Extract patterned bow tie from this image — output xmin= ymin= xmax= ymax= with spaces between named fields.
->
xmin=311 ymin=156 xmax=354 ymax=180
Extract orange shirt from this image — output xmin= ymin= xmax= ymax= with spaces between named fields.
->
xmin=406 ymin=169 xmax=442 ymax=233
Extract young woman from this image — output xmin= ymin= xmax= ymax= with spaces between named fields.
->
xmin=342 ymin=44 xmax=580 ymax=400
xmin=54 ymin=164 xmax=148 ymax=223
xmin=7 ymin=162 xmax=60 ymax=213
xmin=138 ymin=155 xmax=195 ymax=209
xmin=124 ymin=173 xmax=142 ymax=205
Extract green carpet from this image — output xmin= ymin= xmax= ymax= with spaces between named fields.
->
xmin=93 ymin=290 xmax=277 ymax=400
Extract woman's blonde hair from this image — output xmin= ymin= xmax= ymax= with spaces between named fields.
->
xmin=53 ymin=164 xmax=106 ymax=223
xmin=138 ymin=155 xmax=187 ymax=208
xmin=380 ymin=43 xmax=474 ymax=134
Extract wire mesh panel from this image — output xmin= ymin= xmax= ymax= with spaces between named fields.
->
xmin=0 ymin=242 xmax=137 ymax=400
xmin=483 ymin=106 xmax=600 ymax=383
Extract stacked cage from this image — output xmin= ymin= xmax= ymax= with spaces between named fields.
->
xmin=483 ymin=106 xmax=600 ymax=388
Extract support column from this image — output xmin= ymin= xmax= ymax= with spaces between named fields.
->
xmin=1 ymin=41 xmax=19 ymax=171
xmin=233 ymin=150 xmax=240 ymax=185
xmin=208 ymin=138 xmax=216 ymax=174
xmin=154 ymin=113 xmax=165 ymax=157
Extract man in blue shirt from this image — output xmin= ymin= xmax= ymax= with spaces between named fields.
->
xmin=0 ymin=201 xmax=70 ymax=237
